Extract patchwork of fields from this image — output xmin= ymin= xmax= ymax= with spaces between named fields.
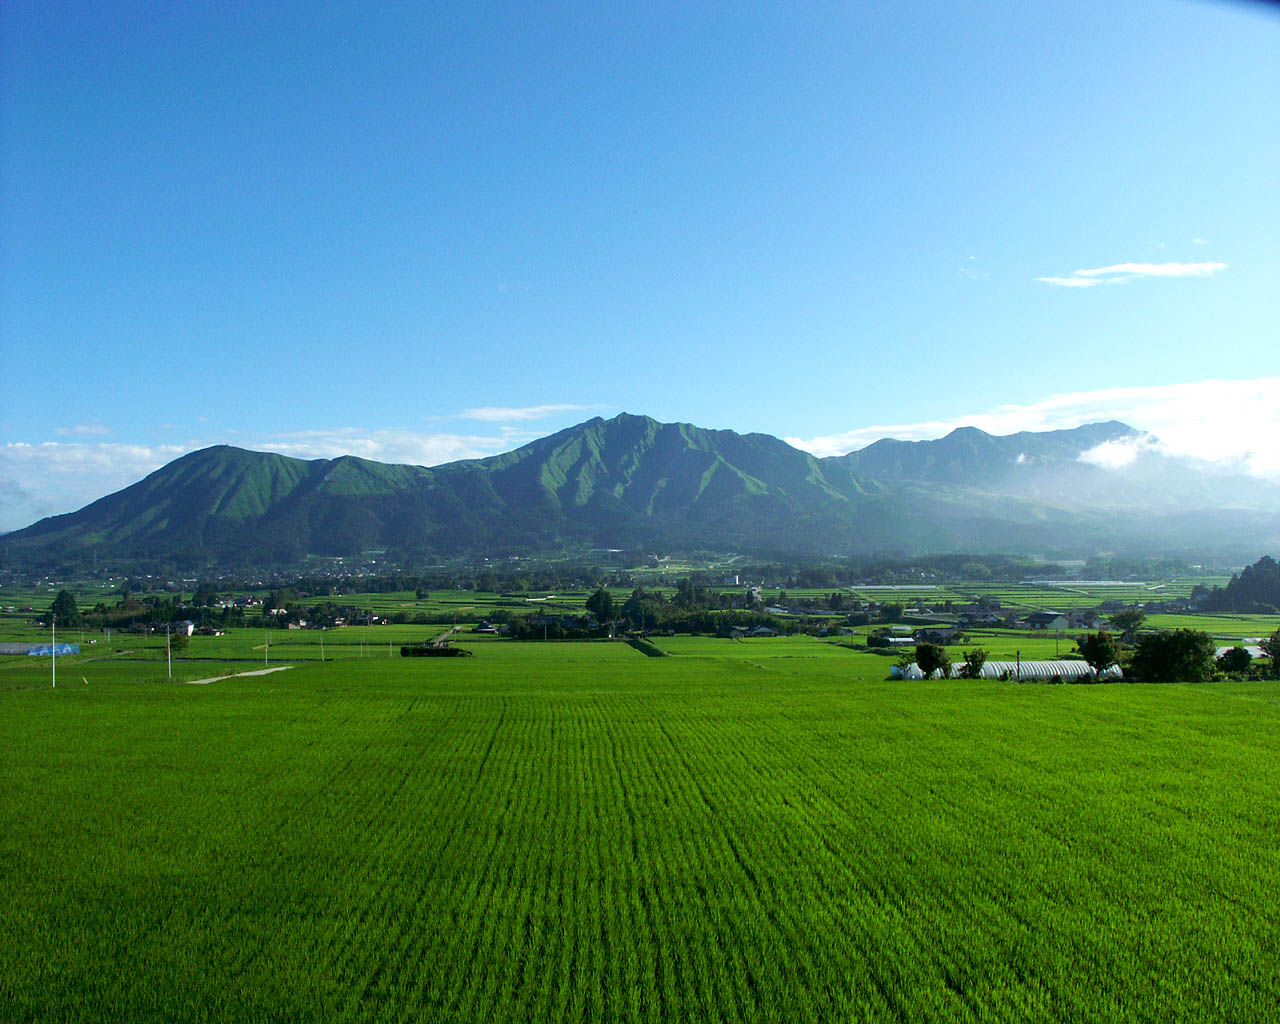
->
xmin=2 ymin=637 xmax=1278 ymax=1022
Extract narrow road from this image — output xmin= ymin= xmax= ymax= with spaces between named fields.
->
xmin=183 ymin=665 xmax=296 ymax=685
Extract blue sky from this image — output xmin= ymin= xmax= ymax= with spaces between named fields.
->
xmin=2 ymin=0 xmax=1277 ymax=531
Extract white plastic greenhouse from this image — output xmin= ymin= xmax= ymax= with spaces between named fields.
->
xmin=890 ymin=659 xmax=1122 ymax=681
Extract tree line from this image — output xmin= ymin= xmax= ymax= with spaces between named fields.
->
xmin=1192 ymin=555 xmax=1280 ymax=614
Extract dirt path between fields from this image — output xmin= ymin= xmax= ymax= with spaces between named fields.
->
xmin=183 ymin=665 xmax=296 ymax=685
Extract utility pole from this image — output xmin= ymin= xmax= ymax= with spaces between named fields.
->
xmin=51 ymin=615 xmax=56 ymax=689
xmin=166 ymin=624 xmax=172 ymax=678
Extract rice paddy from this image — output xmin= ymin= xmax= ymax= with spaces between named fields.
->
xmin=2 ymin=635 xmax=1278 ymax=1022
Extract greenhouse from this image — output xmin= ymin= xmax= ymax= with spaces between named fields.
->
xmin=890 ymin=659 xmax=1122 ymax=681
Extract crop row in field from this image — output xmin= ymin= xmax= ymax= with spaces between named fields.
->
xmin=3 ymin=639 xmax=1279 ymax=1022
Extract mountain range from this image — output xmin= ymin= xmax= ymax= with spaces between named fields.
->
xmin=4 ymin=413 xmax=1278 ymax=570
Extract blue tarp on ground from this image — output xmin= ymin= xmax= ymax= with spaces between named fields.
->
xmin=25 ymin=644 xmax=80 ymax=656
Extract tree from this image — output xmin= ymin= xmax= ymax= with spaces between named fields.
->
xmin=1110 ymin=607 xmax=1146 ymax=633
xmin=1129 ymin=629 xmax=1216 ymax=682
xmin=879 ymin=601 xmax=905 ymax=623
xmin=915 ymin=642 xmax=951 ymax=679
xmin=169 ymin=629 xmax=190 ymax=655
xmin=585 ymin=587 xmax=615 ymax=623
xmin=1207 ymin=555 xmax=1280 ymax=613
xmin=958 ymin=648 xmax=988 ymax=679
xmin=1077 ymin=631 xmax=1122 ymax=678
xmin=1217 ymin=646 xmax=1252 ymax=675
xmin=1261 ymin=630 xmax=1280 ymax=677
xmin=265 ymin=589 xmax=298 ymax=615
xmin=193 ymin=582 xmax=219 ymax=608
xmin=50 ymin=589 xmax=80 ymax=626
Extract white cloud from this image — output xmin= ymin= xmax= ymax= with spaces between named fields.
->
xmin=1036 ymin=275 xmax=1106 ymax=288
xmin=1077 ymin=434 xmax=1164 ymax=470
xmin=0 ymin=442 xmax=189 ymax=532
xmin=1037 ymin=261 xmax=1227 ymax=287
xmin=244 ymin=427 xmax=540 ymax=466
xmin=787 ymin=377 xmax=1280 ymax=478
xmin=55 ymin=423 xmax=111 ymax=437
xmin=458 ymin=404 xmax=598 ymax=422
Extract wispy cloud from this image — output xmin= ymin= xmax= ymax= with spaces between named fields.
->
xmin=458 ymin=403 xmax=600 ymax=422
xmin=1037 ymin=261 xmax=1227 ymax=288
xmin=55 ymin=423 xmax=111 ymax=437
xmin=787 ymin=377 xmax=1280 ymax=477
xmin=245 ymin=427 xmax=539 ymax=466
xmin=0 ymin=442 xmax=189 ymax=532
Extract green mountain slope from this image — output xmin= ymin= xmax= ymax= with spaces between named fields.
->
xmin=3 ymin=414 xmax=1278 ymax=569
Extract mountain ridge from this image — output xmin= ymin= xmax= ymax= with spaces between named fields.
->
xmin=3 ymin=413 xmax=1277 ymax=568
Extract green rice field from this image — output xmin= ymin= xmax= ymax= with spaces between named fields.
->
xmin=2 ymin=636 xmax=1278 ymax=1022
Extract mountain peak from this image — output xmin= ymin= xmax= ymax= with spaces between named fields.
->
xmin=837 ymin=419 xmax=1150 ymax=485
xmin=2 ymin=415 xmax=1270 ymax=571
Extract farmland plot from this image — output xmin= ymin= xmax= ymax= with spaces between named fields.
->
xmin=1 ymin=639 xmax=1278 ymax=1022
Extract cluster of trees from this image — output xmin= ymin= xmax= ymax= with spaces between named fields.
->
xmin=1192 ymin=555 xmax=1280 ymax=614
xmin=912 ymin=644 xmax=989 ymax=679
xmin=43 ymin=589 xmax=229 ymax=632
xmin=1127 ymin=629 xmax=1218 ymax=682
xmin=49 ymin=589 xmax=80 ymax=625
xmin=1075 ymin=627 xmax=1280 ymax=682
xmin=1080 ymin=555 xmax=1192 ymax=580
xmin=508 ymin=586 xmax=802 ymax=640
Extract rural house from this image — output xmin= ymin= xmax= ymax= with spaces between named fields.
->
xmin=1024 ymin=611 xmax=1069 ymax=630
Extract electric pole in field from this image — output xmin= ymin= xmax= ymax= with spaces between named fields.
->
xmin=51 ymin=615 xmax=56 ymax=689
